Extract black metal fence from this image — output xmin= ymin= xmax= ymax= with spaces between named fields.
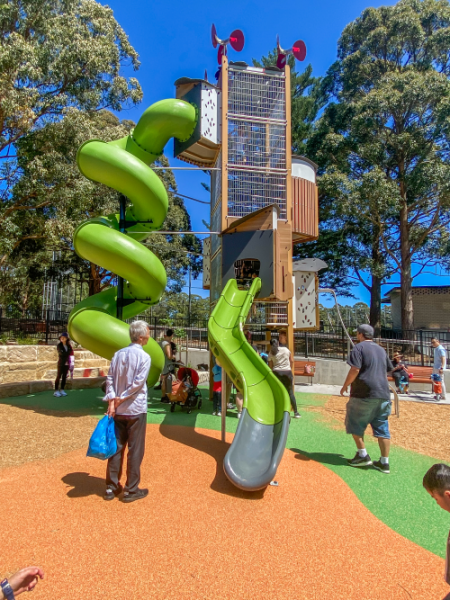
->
xmin=294 ymin=328 xmax=450 ymax=366
xmin=0 ymin=308 xmax=210 ymax=350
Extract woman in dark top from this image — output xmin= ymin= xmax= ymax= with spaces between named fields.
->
xmin=391 ymin=352 xmax=409 ymax=394
xmin=54 ymin=332 xmax=73 ymax=397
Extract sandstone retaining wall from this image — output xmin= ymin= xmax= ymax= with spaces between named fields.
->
xmin=0 ymin=346 xmax=110 ymax=385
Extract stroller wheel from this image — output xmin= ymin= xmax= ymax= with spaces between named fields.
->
xmin=170 ymin=403 xmax=175 ymax=413
xmin=198 ymin=400 xmax=202 ymax=410
xmin=187 ymin=408 xmax=192 ymax=414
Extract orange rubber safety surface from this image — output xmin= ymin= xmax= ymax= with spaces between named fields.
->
xmin=1 ymin=424 xmax=448 ymax=600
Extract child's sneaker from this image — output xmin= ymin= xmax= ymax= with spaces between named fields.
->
xmin=347 ymin=452 xmax=372 ymax=467
xmin=60 ymin=390 xmax=67 ymax=397
xmin=217 ymin=412 xmax=222 ymax=417
xmin=372 ymin=459 xmax=390 ymax=474
xmin=237 ymin=412 xmax=242 ymax=419
xmin=54 ymin=391 xmax=61 ymax=397
xmin=212 ymin=412 xmax=217 ymax=416
xmin=293 ymin=413 xmax=301 ymax=419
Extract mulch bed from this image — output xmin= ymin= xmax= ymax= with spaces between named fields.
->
xmin=313 ymin=395 xmax=450 ymax=461
xmin=0 ymin=403 xmax=96 ymax=469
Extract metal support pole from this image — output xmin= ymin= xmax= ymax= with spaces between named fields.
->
xmin=221 ymin=369 xmax=227 ymax=442
xmin=305 ymin=331 xmax=308 ymax=359
xmin=117 ymin=194 xmax=127 ymax=321
xmin=45 ymin=309 xmax=50 ymax=345
xmin=188 ymin=265 xmax=192 ymax=327
xmin=420 ymin=330 xmax=424 ymax=366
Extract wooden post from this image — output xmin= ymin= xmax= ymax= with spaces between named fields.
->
xmin=221 ymin=54 xmax=229 ymax=233
xmin=284 ymin=64 xmax=295 ymax=354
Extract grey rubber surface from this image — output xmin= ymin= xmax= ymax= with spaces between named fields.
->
xmin=223 ymin=408 xmax=291 ymax=491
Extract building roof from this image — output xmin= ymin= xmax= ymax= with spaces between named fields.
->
xmin=382 ymin=285 xmax=450 ymax=302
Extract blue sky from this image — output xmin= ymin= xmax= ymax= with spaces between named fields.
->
xmin=105 ymin=0 xmax=450 ymax=306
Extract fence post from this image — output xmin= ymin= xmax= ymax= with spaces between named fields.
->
xmin=305 ymin=331 xmax=308 ymax=359
xmin=45 ymin=309 xmax=50 ymax=345
xmin=342 ymin=327 xmax=346 ymax=361
xmin=420 ymin=329 xmax=424 ymax=367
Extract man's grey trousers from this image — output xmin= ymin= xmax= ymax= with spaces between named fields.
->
xmin=106 ymin=413 xmax=147 ymax=495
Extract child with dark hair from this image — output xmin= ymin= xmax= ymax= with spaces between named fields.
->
xmin=54 ymin=332 xmax=73 ymax=397
xmin=423 ymin=463 xmax=450 ymax=587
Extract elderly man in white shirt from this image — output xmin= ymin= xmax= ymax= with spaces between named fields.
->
xmin=103 ymin=320 xmax=151 ymax=503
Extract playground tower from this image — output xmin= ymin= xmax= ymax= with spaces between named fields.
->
xmin=176 ymin=51 xmax=319 ymax=352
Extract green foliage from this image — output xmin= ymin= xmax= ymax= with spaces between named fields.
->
xmin=0 ymin=0 xmax=202 ymax=312
xmin=308 ymin=0 xmax=450 ymax=329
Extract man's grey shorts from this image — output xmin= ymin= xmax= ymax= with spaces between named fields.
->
xmin=345 ymin=397 xmax=391 ymax=439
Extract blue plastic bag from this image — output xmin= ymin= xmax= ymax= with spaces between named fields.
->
xmin=86 ymin=416 xmax=117 ymax=460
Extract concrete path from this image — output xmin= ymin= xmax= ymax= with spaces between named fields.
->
xmin=295 ymin=382 xmax=450 ymax=405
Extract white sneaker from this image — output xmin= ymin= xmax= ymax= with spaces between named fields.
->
xmin=54 ymin=391 xmax=61 ymax=397
xmin=60 ymin=390 xmax=67 ymax=397
xmin=217 ymin=412 xmax=222 ymax=417
xmin=212 ymin=412 xmax=217 ymax=416
xmin=237 ymin=412 xmax=242 ymax=419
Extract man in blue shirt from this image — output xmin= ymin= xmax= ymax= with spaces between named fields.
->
xmin=432 ymin=337 xmax=447 ymax=401
xmin=104 ymin=320 xmax=151 ymax=503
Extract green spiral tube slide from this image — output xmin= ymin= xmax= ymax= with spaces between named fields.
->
xmin=69 ymin=100 xmax=197 ymax=386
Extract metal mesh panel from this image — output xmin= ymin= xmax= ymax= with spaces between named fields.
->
xmin=227 ymin=169 xmax=287 ymax=218
xmin=211 ymin=150 xmax=222 ymax=205
xmin=211 ymin=205 xmax=222 ymax=256
xmin=247 ymin=302 xmax=289 ymax=325
xmin=228 ymin=68 xmax=285 ymax=121
xmin=228 ymin=119 xmax=286 ymax=170
xmin=210 ymin=249 xmax=222 ymax=303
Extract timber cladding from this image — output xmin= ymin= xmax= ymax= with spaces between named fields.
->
xmin=292 ymin=177 xmax=318 ymax=241
xmin=274 ymin=222 xmax=294 ymax=302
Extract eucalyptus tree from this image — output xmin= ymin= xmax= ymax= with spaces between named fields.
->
xmin=315 ymin=0 xmax=450 ymax=331
xmin=0 ymin=0 xmax=142 ymax=264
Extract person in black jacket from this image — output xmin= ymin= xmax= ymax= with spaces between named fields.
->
xmin=54 ymin=332 xmax=73 ymax=397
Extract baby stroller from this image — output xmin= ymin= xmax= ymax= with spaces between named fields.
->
xmin=168 ymin=367 xmax=202 ymax=414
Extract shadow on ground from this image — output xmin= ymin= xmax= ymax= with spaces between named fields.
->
xmin=62 ymin=472 xmax=105 ymax=498
xmin=159 ymin=420 xmax=265 ymax=501
xmin=291 ymin=448 xmax=349 ymax=468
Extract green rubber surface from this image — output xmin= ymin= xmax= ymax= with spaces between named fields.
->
xmin=208 ymin=278 xmax=291 ymax=425
xmin=2 ymin=387 xmax=449 ymax=558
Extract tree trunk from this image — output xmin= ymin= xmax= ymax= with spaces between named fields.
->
xmin=370 ymin=274 xmax=381 ymax=337
xmin=369 ymin=230 xmax=382 ymax=337
xmin=21 ymin=282 xmax=29 ymax=318
xmin=399 ymin=203 xmax=414 ymax=332
xmin=88 ymin=263 xmax=102 ymax=296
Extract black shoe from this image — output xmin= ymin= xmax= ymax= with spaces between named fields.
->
xmin=103 ymin=484 xmax=123 ymax=501
xmin=372 ymin=459 xmax=390 ymax=474
xmin=347 ymin=452 xmax=372 ymax=467
xmin=154 ymin=383 xmax=162 ymax=390
xmin=121 ymin=488 xmax=149 ymax=503
xmin=160 ymin=396 xmax=170 ymax=404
